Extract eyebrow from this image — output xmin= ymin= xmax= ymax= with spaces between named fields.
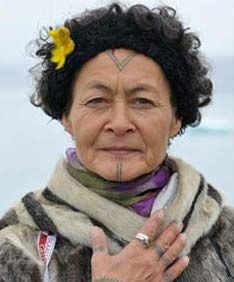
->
xmin=128 ymin=83 xmax=159 ymax=95
xmin=85 ymin=80 xmax=113 ymax=93
xmin=84 ymin=80 xmax=159 ymax=96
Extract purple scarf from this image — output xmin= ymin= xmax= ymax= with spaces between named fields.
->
xmin=66 ymin=148 xmax=173 ymax=217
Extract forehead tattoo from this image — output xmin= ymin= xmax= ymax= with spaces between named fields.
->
xmin=106 ymin=50 xmax=137 ymax=71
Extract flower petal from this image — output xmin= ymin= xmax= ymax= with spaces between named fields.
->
xmin=49 ymin=26 xmax=75 ymax=69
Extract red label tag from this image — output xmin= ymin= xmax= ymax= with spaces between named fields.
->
xmin=38 ymin=232 xmax=57 ymax=266
xmin=38 ymin=232 xmax=49 ymax=265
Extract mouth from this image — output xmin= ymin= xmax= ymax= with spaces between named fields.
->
xmin=100 ymin=147 xmax=141 ymax=156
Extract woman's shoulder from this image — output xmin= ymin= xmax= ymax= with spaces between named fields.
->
xmin=0 ymin=211 xmax=92 ymax=281
xmin=215 ymin=205 xmax=234 ymax=236
xmin=207 ymin=205 xmax=234 ymax=279
xmin=0 ymin=201 xmax=39 ymax=242
xmin=0 ymin=219 xmax=43 ymax=281
xmin=220 ymin=205 xmax=234 ymax=218
xmin=209 ymin=205 xmax=234 ymax=240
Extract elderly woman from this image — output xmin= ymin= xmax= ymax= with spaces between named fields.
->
xmin=0 ymin=3 xmax=234 ymax=282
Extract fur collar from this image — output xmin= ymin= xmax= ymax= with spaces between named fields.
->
xmin=13 ymin=157 xmax=223 ymax=256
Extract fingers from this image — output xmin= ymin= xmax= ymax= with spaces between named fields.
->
xmin=164 ymin=256 xmax=190 ymax=281
xmin=90 ymin=226 xmax=109 ymax=257
xmin=132 ymin=210 xmax=165 ymax=248
xmin=154 ymin=221 xmax=183 ymax=258
xmin=160 ymin=233 xmax=187 ymax=269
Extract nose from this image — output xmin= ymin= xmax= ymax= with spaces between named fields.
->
xmin=104 ymin=101 xmax=136 ymax=136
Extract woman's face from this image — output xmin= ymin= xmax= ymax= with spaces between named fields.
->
xmin=63 ymin=49 xmax=181 ymax=181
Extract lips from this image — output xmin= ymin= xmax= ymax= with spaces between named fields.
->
xmin=102 ymin=146 xmax=138 ymax=151
xmin=100 ymin=146 xmax=141 ymax=155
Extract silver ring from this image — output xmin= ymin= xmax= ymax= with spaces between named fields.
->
xmin=135 ymin=233 xmax=150 ymax=248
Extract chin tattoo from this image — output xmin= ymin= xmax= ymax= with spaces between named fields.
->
xmin=116 ymin=162 xmax=123 ymax=182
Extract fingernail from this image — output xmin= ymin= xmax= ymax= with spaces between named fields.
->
xmin=177 ymin=221 xmax=184 ymax=231
xmin=90 ymin=226 xmax=101 ymax=240
xmin=172 ymin=220 xmax=183 ymax=231
xmin=182 ymin=256 xmax=190 ymax=265
xmin=155 ymin=209 xmax=165 ymax=219
xmin=180 ymin=233 xmax=187 ymax=242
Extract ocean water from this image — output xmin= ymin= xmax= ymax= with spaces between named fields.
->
xmin=0 ymin=88 xmax=234 ymax=216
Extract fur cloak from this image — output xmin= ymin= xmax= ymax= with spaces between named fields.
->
xmin=0 ymin=157 xmax=234 ymax=281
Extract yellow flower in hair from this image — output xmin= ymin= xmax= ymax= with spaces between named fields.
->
xmin=48 ymin=27 xmax=75 ymax=69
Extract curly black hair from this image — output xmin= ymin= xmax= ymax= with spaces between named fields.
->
xmin=30 ymin=2 xmax=213 ymax=134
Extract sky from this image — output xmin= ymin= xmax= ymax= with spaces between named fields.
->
xmin=0 ymin=0 xmax=234 ymax=69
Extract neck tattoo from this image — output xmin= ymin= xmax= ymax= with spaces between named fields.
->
xmin=116 ymin=162 xmax=123 ymax=182
xmin=106 ymin=50 xmax=137 ymax=71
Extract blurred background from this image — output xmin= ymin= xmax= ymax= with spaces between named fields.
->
xmin=0 ymin=0 xmax=234 ymax=215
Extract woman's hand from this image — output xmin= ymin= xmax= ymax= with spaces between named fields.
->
xmin=90 ymin=210 xmax=189 ymax=282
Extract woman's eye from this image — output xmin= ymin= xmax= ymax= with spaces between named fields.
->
xmin=133 ymin=98 xmax=154 ymax=106
xmin=86 ymin=97 xmax=106 ymax=105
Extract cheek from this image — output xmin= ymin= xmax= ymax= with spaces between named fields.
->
xmin=143 ymin=117 xmax=171 ymax=146
xmin=142 ymin=117 xmax=172 ymax=161
xmin=71 ymin=109 xmax=104 ymax=149
xmin=73 ymin=119 xmax=99 ymax=166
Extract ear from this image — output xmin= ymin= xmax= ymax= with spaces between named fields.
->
xmin=169 ymin=117 xmax=182 ymax=138
xmin=62 ymin=114 xmax=74 ymax=136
